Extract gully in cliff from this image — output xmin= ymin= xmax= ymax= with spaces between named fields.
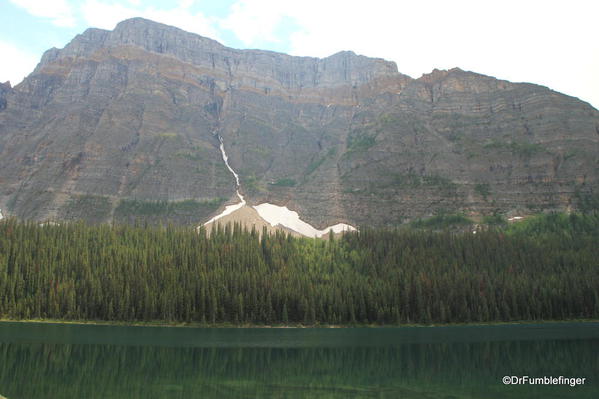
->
xmin=203 ymin=135 xmax=356 ymax=237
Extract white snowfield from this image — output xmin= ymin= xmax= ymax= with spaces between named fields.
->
xmin=203 ymin=135 xmax=357 ymax=237
xmin=0 ymin=209 xmax=3 ymax=220
xmin=253 ymin=203 xmax=356 ymax=238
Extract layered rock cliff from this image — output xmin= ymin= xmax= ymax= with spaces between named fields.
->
xmin=0 ymin=18 xmax=598 ymax=226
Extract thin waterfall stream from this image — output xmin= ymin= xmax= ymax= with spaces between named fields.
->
xmin=204 ymin=135 xmax=356 ymax=237
xmin=203 ymin=135 xmax=246 ymax=225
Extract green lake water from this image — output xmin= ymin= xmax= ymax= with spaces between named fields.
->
xmin=0 ymin=322 xmax=597 ymax=398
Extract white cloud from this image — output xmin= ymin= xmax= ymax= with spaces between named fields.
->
xmin=177 ymin=0 xmax=195 ymax=9
xmin=80 ymin=1 xmax=138 ymax=30
xmin=9 ymin=0 xmax=76 ymax=27
xmin=0 ymin=40 xmax=39 ymax=86
xmin=220 ymin=0 xmax=599 ymax=109
xmin=81 ymin=0 xmax=222 ymax=41
xmin=219 ymin=0 xmax=287 ymax=45
xmin=142 ymin=8 xmax=221 ymax=40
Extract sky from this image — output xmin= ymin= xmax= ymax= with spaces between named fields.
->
xmin=0 ymin=0 xmax=597 ymax=109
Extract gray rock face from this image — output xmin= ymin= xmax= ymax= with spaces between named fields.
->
xmin=0 ymin=81 xmax=10 ymax=111
xmin=38 ymin=18 xmax=398 ymax=91
xmin=0 ymin=18 xmax=598 ymax=226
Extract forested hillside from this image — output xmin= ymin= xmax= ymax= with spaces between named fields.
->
xmin=0 ymin=213 xmax=598 ymax=325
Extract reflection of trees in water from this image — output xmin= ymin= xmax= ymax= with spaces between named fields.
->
xmin=0 ymin=339 xmax=597 ymax=398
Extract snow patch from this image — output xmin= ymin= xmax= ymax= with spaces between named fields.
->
xmin=203 ymin=134 xmax=357 ymax=238
xmin=253 ymin=203 xmax=356 ymax=238
xmin=0 ymin=209 xmax=3 ymax=220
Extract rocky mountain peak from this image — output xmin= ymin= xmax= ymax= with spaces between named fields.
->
xmin=416 ymin=67 xmax=521 ymax=100
xmin=108 ymin=17 xmax=224 ymax=55
xmin=36 ymin=27 xmax=110 ymax=71
xmin=418 ymin=68 xmax=463 ymax=84
xmin=32 ymin=17 xmax=401 ymax=91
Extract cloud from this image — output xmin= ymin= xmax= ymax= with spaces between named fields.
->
xmin=9 ymin=0 xmax=76 ymax=27
xmin=219 ymin=0 xmax=287 ymax=45
xmin=220 ymin=0 xmax=599 ymax=109
xmin=0 ymin=40 xmax=39 ymax=86
xmin=177 ymin=0 xmax=195 ymax=9
xmin=80 ymin=0 xmax=221 ymax=40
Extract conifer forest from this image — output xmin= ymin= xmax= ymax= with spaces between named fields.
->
xmin=0 ymin=213 xmax=598 ymax=325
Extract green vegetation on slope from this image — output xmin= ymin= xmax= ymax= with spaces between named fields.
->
xmin=269 ymin=178 xmax=296 ymax=187
xmin=474 ymin=183 xmax=491 ymax=200
xmin=346 ymin=133 xmax=376 ymax=153
xmin=410 ymin=212 xmax=473 ymax=230
xmin=483 ymin=139 xmax=544 ymax=157
xmin=0 ymin=212 xmax=597 ymax=325
xmin=502 ymin=212 xmax=599 ymax=237
xmin=59 ymin=195 xmax=112 ymax=223
xmin=114 ymin=198 xmax=225 ymax=226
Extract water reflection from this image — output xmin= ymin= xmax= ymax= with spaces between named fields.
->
xmin=0 ymin=324 xmax=597 ymax=398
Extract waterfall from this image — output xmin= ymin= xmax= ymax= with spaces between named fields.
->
xmin=204 ymin=135 xmax=246 ymax=225
xmin=204 ymin=135 xmax=357 ymax=237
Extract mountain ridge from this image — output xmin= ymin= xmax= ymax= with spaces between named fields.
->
xmin=0 ymin=18 xmax=597 ymax=227
xmin=35 ymin=18 xmax=400 ymax=92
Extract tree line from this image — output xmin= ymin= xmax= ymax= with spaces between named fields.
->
xmin=0 ymin=212 xmax=598 ymax=325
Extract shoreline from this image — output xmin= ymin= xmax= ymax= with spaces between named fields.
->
xmin=1 ymin=317 xmax=597 ymax=329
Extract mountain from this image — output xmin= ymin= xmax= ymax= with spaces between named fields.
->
xmin=1 ymin=17 xmax=598 ymax=228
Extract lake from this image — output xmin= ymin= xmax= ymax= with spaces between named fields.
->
xmin=0 ymin=322 xmax=597 ymax=398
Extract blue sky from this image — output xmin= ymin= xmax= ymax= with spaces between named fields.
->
xmin=1 ymin=0 xmax=598 ymax=109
